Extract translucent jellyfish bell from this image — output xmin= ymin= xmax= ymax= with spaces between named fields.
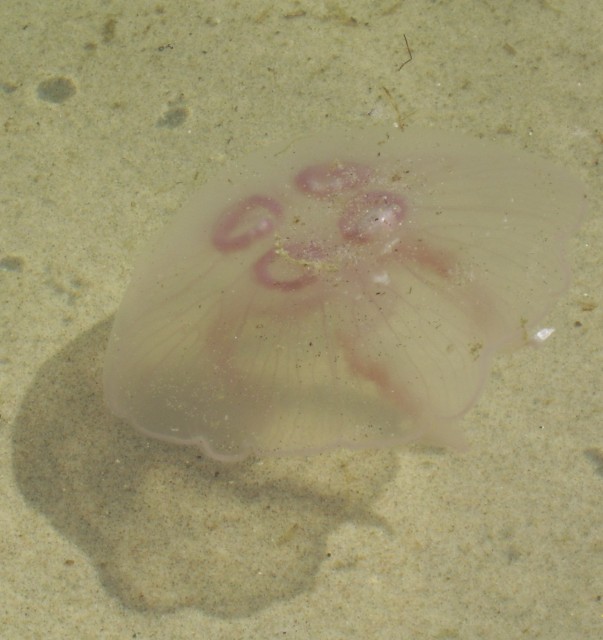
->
xmin=103 ymin=126 xmax=586 ymax=461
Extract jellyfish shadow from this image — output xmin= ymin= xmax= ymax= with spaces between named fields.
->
xmin=12 ymin=318 xmax=399 ymax=617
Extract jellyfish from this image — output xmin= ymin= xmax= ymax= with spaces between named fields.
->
xmin=103 ymin=126 xmax=585 ymax=460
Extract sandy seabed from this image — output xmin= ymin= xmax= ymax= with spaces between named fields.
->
xmin=1 ymin=1 xmax=601 ymax=639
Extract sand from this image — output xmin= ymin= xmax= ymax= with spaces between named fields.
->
xmin=1 ymin=1 xmax=601 ymax=638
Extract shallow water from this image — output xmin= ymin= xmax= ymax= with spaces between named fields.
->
xmin=2 ymin=1 xmax=601 ymax=638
